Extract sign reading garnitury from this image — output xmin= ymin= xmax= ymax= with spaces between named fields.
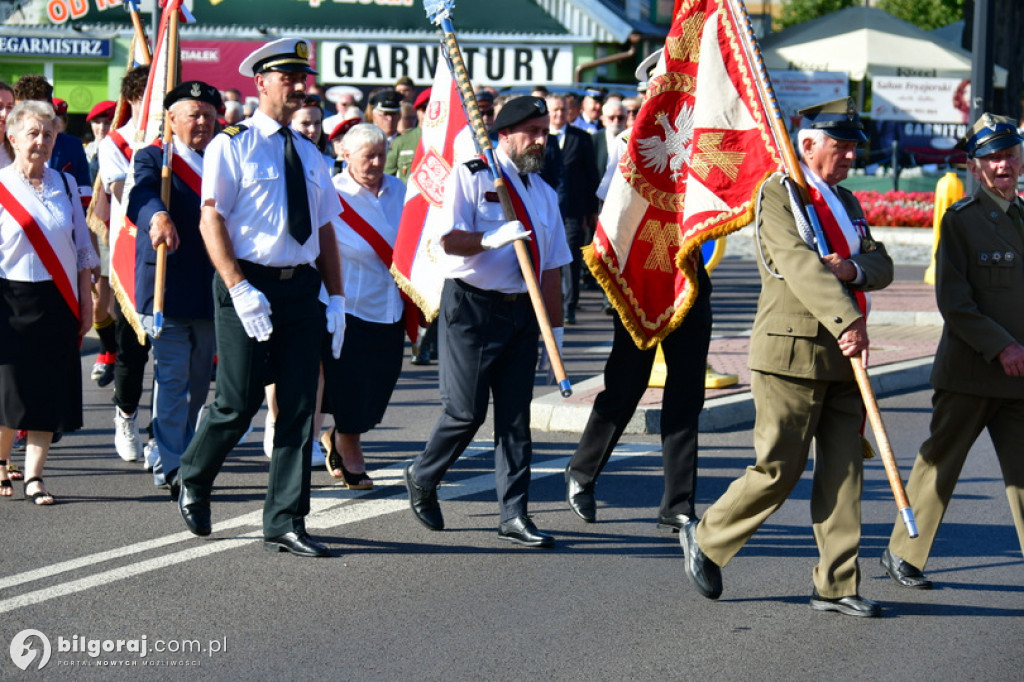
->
xmin=0 ymin=36 xmax=111 ymax=58
xmin=320 ymin=41 xmax=573 ymax=86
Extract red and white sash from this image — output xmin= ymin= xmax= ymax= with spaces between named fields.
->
xmin=498 ymin=168 xmax=542 ymax=275
xmin=0 ymin=172 xmax=80 ymax=319
xmin=337 ymin=193 xmax=420 ymax=341
xmin=152 ymin=138 xmax=203 ymax=196
xmin=802 ymin=163 xmax=870 ymax=316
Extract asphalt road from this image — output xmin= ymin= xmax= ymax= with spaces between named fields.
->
xmin=1 ymin=259 xmax=1021 ymax=680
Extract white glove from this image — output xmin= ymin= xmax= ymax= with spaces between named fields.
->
xmin=228 ymin=279 xmax=273 ymax=342
xmin=481 ymin=220 xmax=531 ymax=250
xmin=325 ymin=295 xmax=347 ymax=359
xmin=538 ymin=326 xmax=564 ymax=384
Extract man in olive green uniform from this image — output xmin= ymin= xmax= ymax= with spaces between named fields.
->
xmin=882 ymin=114 xmax=1024 ymax=589
xmin=384 ymin=88 xmax=430 ymax=183
xmin=681 ymin=98 xmax=894 ymax=618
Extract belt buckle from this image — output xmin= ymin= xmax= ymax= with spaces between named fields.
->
xmin=280 ymin=267 xmax=295 ymax=281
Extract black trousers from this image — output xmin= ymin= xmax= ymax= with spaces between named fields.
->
xmin=561 ymin=217 xmax=584 ymax=314
xmin=568 ymin=264 xmax=712 ymax=518
xmin=113 ymin=303 xmax=151 ymax=414
xmin=411 ymin=279 xmax=538 ymax=523
xmin=178 ymin=264 xmax=322 ymax=537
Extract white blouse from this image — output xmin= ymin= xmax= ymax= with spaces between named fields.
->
xmin=0 ymin=165 xmax=100 ymax=289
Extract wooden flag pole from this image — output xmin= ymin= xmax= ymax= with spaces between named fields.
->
xmin=724 ymin=0 xmax=917 ymax=538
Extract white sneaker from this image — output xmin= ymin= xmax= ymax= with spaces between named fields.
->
xmin=310 ymin=438 xmax=326 ymax=467
xmin=144 ymin=439 xmax=160 ymax=472
xmin=263 ymin=419 xmax=274 ymax=459
xmin=114 ymin=408 xmax=143 ymax=462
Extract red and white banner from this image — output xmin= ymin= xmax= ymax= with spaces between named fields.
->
xmin=390 ymin=58 xmax=476 ymax=321
xmin=586 ymin=0 xmax=784 ymax=349
xmin=110 ymin=0 xmax=184 ymax=342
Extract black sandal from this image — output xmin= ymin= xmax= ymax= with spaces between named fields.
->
xmin=320 ymin=428 xmax=344 ymax=480
xmin=0 ymin=460 xmax=12 ymax=498
xmin=319 ymin=428 xmax=373 ymax=489
xmin=24 ymin=476 xmax=54 ymax=506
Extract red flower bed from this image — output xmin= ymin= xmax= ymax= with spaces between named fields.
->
xmin=853 ymin=190 xmax=935 ymax=227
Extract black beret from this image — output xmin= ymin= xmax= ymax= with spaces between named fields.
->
xmin=489 ymin=95 xmax=548 ymax=135
xmin=164 ymin=80 xmax=223 ymax=111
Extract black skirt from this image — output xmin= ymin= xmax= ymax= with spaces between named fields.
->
xmin=0 ymin=278 xmax=82 ymax=432
xmin=322 ymin=315 xmax=404 ymax=434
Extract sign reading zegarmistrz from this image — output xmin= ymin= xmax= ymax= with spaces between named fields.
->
xmin=0 ymin=36 xmax=112 ymax=58
xmin=320 ymin=41 xmax=572 ymax=87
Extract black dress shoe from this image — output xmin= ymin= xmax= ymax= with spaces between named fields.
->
xmin=263 ymin=531 xmax=329 ymax=558
xmin=880 ymin=548 xmax=932 ymax=589
xmin=810 ymin=590 xmax=881 ymax=618
xmin=680 ymin=519 xmax=722 ymax=599
xmin=565 ymin=468 xmax=596 ymax=523
xmin=404 ymin=463 xmax=444 ymax=530
xmin=178 ymin=484 xmax=211 ymax=537
xmin=657 ymin=513 xmax=695 ymax=533
xmin=498 ymin=516 xmax=555 ymax=548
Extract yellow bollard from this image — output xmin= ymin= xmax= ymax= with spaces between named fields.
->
xmin=924 ymin=171 xmax=965 ymax=284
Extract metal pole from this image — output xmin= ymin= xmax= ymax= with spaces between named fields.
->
xmin=967 ymin=0 xmax=994 ymax=193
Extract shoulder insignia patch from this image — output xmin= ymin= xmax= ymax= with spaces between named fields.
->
xmin=464 ymin=158 xmax=488 ymax=173
xmin=219 ymin=124 xmax=248 ymax=139
xmin=948 ymin=195 xmax=977 ymax=212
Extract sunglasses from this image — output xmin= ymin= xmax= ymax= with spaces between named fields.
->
xmin=606 ymin=115 xmax=626 ymax=121
xmin=303 ymin=94 xmax=323 ymax=106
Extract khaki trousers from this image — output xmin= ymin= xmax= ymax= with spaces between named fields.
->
xmin=697 ymin=370 xmax=866 ymax=598
xmin=889 ymin=389 xmax=1024 ymax=568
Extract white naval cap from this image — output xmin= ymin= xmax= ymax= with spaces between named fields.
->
xmin=239 ymin=38 xmax=317 ymax=78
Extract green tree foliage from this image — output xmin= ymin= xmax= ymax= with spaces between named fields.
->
xmin=777 ymin=0 xmax=858 ymax=30
xmin=778 ymin=0 xmax=963 ymax=32
xmin=877 ymin=0 xmax=964 ymax=31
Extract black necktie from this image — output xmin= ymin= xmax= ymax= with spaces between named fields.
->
xmin=519 ymin=173 xmax=530 ymax=188
xmin=1009 ymin=201 xmax=1024 ymax=236
xmin=280 ymin=127 xmax=312 ymax=244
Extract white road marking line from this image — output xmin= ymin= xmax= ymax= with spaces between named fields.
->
xmin=0 ymin=445 xmax=657 ymax=614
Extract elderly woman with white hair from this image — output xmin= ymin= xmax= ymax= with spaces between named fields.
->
xmin=319 ymin=123 xmax=406 ymax=489
xmin=0 ymin=101 xmax=98 ymax=504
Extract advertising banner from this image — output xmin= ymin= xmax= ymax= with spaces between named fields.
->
xmin=768 ymin=70 xmax=849 ymax=132
xmin=871 ymin=76 xmax=969 ymax=124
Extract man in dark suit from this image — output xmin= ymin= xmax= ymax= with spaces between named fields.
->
xmin=882 ymin=114 xmax=1024 ymax=589
xmin=546 ymin=94 xmax=598 ymax=324
xmin=126 ymin=81 xmax=222 ymax=496
xmin=592 ymin=99 xmax=627 ymax=181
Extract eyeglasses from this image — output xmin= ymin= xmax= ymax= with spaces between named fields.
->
xmin=302 ymin=94 xmax=322 ymax=106
xmin=606 ymin=115 xmax=626 ymax=121
xmin=626 ymin=109 xmax=640 ymax=116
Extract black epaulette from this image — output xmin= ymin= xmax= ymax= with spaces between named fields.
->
xmin=218 ymin=124 xmax=248 ymax=139
xmin=464 ymin=158 xmax=488 ymax=173
xmin=948 ymin=195 xmax=977 ymax=212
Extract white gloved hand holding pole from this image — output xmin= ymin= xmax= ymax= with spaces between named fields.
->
xmin=229 ymin=279 xmax=273 ymax=342
xmin=480 ymin=220 xmax=530 ymax=250
xmin=325 ymin=294 xmax=347 ymax=359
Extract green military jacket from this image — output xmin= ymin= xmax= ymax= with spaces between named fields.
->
xmin=931 ymin=188 xmax=1024 ymax=399
xmin=749 ymin=175 xmax=894 ymax=382
xmin=385 ymin=127 xmax=421 ymax=183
